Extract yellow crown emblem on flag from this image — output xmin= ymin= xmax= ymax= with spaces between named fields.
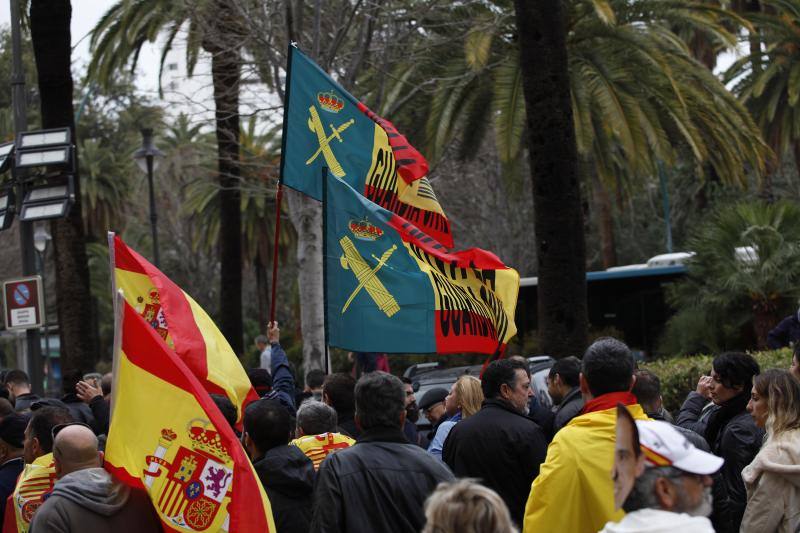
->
xmin=187 ymin=420 xmax=230 ymax=463
xmin=349 ymin=219 xmax=384 ymax=241
xmin=318 ymin=91 xmax=344 ymax=113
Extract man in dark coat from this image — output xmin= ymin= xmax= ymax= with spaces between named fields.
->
xmin=322 ymin=373 xmax=359 ymax=438
xmin=243 ymin=399 xmax=315 ymax=533
xmin=767 ymin=307 xmax=800 ymax=348
xmin=418 ymin=388 xmax=449 ymax=443
xmin=0 ymin=414 xmax=26 ymax=525
xmin=676 ymin=352 xmax=763 ymax=533
xmin=59 ymin=370 xmax=97 ymax=432
xmin=443 ymin=358 xmax=548 ymax=527
xmin=547 ymin=356 xmax=584 ymax=435
xmin=310 ymin=372 xmax=454 ymax=533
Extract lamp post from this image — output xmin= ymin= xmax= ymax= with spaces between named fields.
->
xmin=133 ymin=129 xmax=165 ymax=267
xmin=33 ymin=225 xmax=51 ymax=393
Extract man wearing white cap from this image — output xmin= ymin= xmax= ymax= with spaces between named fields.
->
xmin=601 ymin=419 xmax=723 ymax=533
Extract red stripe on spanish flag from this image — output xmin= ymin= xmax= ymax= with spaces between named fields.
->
xmin=105 ymin=299 xmax=274 ymax=533
xmin=110 ymin=233 xmax=258 ymax=426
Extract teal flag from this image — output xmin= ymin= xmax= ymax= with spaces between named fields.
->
xmin=324 ymin=173 xmax=520 ymax=354
xmin=281 ymin=45 xmax=454 ymax=247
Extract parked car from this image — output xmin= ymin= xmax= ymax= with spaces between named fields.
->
xmin=405 ymin=356 xmax=555 ymax=432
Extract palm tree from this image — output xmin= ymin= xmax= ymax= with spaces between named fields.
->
xmin=512 ymin=0 xmax=588 ymax=358
xmin=421 ymin=0 xmax=769 ymax=267
xmin=88 ymin=0 xmax=247 ymax=354
xmin=725 ymin=0 xmax=800 ymax=179
xmin=29 ymin=0 xmax=96 ymax=373
xmin=666 ymin=201 xmax=800 ymax=350
xmin=183 ymin=118 xmax=295 ymax=332
xmin=78 ymin=138 xmax=132 ymax=239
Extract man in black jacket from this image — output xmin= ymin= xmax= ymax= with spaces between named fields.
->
xmin=243 ymin=399 xmax=315 ymax=533
xmin=676 ymin=352 xmax=763 ymax=533
xmin=310 ymin=372 xmax=453 ymax=533
xmin=547 ymin=356 xmax=584 ymax=435
xmin=442 ymin=358 xmax=548 ymax=527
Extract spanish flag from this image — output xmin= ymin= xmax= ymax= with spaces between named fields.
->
xmin=105 ymin=296 xmax=274 ymax=532
xmin=281 ymin=45 xmax=454 ymax=248
xmin=109 ymin=233 xmax=258 ymax=425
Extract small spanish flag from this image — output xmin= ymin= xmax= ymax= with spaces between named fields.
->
xmin=109 ymin=233 xmax=258 ymax=426
xmin=105 ymin=296 xmax=274 ymax=532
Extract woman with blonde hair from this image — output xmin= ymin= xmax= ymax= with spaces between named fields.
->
xmin=427 ymin=375 xmax=483 ymax=459
xmin=422 ymin=479 xmax=517 ymax=533
xmin=741 ymin=369 xmax=800 ymax=532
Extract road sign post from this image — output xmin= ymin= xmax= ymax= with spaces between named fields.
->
xmin=3 ymin=276 xmax=45 ymax=330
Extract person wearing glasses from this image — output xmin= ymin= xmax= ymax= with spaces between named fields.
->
xmin=29 ymin=423 xmax=159 ymax=532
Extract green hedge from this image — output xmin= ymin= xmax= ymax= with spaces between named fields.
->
xmin=641 ymin=348 xmax=793 ymax=413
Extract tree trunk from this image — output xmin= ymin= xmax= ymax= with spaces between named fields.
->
xmin=286 ymin=189 xmax=325 ymax=373
xmin=513 ymin=0 xmax=588 ymax=358
xmin=591 ymin=170 xmax=617 ymax=269
xmin=29 ymin=0 xmax=96 ymax=373
xmin=753 ymin=298 xmax=778 ymax=350
xmin=209 ymin=24 xmax=244 ymax=356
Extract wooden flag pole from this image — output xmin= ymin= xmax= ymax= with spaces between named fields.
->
xmin=268 ymin=184 xmax=284 ymax=324
xmin=270 ymin=43 xmax=296 ymax=325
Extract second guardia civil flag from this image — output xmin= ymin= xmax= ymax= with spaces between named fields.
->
xmin=281 ymin=45 xmax=454 ymax=248
xmin=325 ymin=173 xmax=519 ymax=353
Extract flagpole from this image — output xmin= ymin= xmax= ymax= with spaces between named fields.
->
xmin=322 ymin=166 xmax=331 ymax=374
xmin=270 ymin=43 xmax=297 ymax=325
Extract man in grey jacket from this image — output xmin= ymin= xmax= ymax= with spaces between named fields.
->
xmin=29 ymin=424 xmax=159 ymax=533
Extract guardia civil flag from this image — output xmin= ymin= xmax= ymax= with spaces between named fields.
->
xmin=105 ymin=297 xmax=274 ymax=533
xmin=324 ymin=173 xmax=519 ymax=353
xmin=281 ymin=45 xmax=454 ymax=248
xmin=109 ymin=233 xmax=258 ymax=426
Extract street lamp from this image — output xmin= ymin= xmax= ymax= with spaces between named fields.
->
xmin=33 ymin=224 xmax=52 ymax=391
xmin=132 ymin=128 xmax=165 ymax=268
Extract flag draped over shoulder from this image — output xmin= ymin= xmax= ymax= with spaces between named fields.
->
xmin=324 ymin=174 xmax=519 ymax=354
xmin=105 ymin=298 xmax=274 ymax=533
xmin=6 ymin=453 xmax=56 ymax=532
xmin=109 ymin=233 xmax=257 ymax=425
xmin=281 ymin=45 xmax=454 ymax=248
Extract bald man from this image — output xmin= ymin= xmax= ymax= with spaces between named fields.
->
xmin=29 ymin=424 xmax=159 ymax=533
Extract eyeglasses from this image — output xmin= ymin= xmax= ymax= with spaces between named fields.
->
xmin=50 ymin=422 xmax=93 ymax=442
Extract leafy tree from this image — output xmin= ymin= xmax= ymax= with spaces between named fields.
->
xmin=664 ymin=201 xmax=800 ymax=352
xmin=725 ymin=0 xmax=800 ymax=180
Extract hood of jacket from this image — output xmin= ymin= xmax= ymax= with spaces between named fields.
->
xmin=254 ymin=445 xmax=315 ymax=497
xmin=601 ymin=509 xmax=714 ymax=533
xmin=742 ymin=428 xmax=800 ymax=488
xmin=51 ymin=468 xmax=130 ymax=516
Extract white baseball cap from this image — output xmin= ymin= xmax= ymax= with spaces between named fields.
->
xmin=635 ymin=420 xmax=723 ymax=475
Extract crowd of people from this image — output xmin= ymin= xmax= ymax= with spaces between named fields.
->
xmin=0 ymin=321 xmax=798 ymax=532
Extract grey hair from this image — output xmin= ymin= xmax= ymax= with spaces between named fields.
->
xmin=296 ymin=400 xmax=338 ymax=435
xmin=255 ymin=335 xmax=268 ymax=345
xmin=622 ymin=466 xmax=683 ymax=512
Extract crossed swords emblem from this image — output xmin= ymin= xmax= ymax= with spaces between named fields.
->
xmin=306 ymin=105 xmax=354 ymax=177
xmin=339 ymin=236 xmax=399 ymax=318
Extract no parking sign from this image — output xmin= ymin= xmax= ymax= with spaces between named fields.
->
xmin=2 ymin=276 xmax=44 ymax=330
